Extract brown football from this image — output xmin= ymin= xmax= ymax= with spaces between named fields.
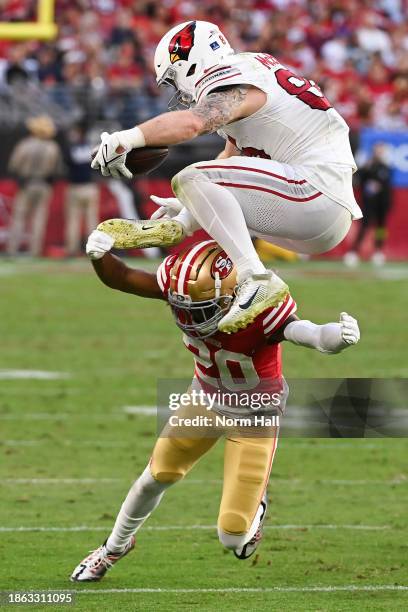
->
xmin=91 ymin=146 xmax=169 ymax=176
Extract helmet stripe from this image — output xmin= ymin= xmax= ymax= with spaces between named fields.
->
xmin=157 ymin=254 xmax=177 ymax=294
xmin=176 ymin=240 xmax=214 ymax=295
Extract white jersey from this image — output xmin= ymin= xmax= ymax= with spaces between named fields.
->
xmin=194 ymin=52 xmax=362 ymax=219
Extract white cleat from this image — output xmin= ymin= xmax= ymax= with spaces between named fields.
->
xmin=234 ymin=495 xmax=268 ymax=560
xmin=97 ymin=218 xmax=185 ymax=249
xmin=70 ymin=536 xmax=135 ymax=582
xmin=218 ymin=271 xmax=289 ymax=334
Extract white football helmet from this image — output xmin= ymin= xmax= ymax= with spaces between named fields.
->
xmin=154 ymin=20 xmax=234 ymax=109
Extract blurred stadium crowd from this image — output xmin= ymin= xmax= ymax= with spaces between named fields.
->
xmin=0 ymin=0 xmax=407 ymax=130
xmin=0 ymin=0 xmax=406 ymax=260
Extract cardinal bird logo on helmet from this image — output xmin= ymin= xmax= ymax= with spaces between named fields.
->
xmin=168 ymin=21 xmax=196 ymax=64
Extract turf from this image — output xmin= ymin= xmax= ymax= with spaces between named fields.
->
xmin=0 ymin=258 xmax=407 ymax=611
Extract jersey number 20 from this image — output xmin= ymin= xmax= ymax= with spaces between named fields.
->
xmin=275 ymin=68 xmax=332 ymax=111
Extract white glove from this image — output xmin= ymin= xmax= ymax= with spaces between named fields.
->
xmin=150 ymin=195 xmax=184 ymax=220
xmin=86 ymin=229 xmax=115 ymax=260
xmin=339 ymin=312 xmax=360 ymax=346
xmin=91 ymin=131 xmax=133 ymax=179
xmin=284 ymin=312 xmax=360 ymax=354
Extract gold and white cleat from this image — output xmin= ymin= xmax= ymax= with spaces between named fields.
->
xmin=97 ymin=218 xmax=185 ymax=249
xmin=218 ymin=271 xmax=289 ymax=334
xmin=70 ymin=536 xmax=135 ymax=582
xmin=234 ymin=495 xmax=267 ymax=560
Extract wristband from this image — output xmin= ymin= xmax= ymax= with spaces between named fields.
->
xmin=118 ymin=126 xmax=146 ymax=150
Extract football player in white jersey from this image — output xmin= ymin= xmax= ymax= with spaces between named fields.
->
xmin=70 ymin=230 xmax=360 ymax=581
xmin=92 ymin=20 xmax=362 ymax=334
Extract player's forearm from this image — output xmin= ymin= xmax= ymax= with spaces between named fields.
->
xmin=107 ymin=86 xmax=255 ymax=152
xmin=284 ymin=320 xmax=348 ymax=354
xmin=92 ymin=253 xmax=162 ymax=299
xmin=138 ymin=111 xmax=204 ymax=146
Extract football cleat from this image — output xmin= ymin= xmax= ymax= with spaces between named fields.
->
xmin=234 ymin=496 xmax=268 ymax=560
xmin=97 ymin=218 xmax=185 ymax=249
xmin=70 ymin=536 xmax=135 ymax=582
xmin=218 ymin=271 xmax=289 ymax=333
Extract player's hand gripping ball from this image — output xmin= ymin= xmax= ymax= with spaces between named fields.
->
xmin=91 ymin=132 xmax=168 ymax=179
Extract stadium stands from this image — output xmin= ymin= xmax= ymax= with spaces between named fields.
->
xmin=0 ymin=0 xmax=407 ymax=130
xmin=0 ymin=0 xmax=407 ymax=259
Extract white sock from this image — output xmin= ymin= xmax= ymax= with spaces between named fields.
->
xmin=106 ymin=465 xmax=173 ymax=553
xmin=175 ymin=169 xmax=266 ymax=281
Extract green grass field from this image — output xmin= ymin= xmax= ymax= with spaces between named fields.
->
xmin=1 ymin=258 xmax=407 ymax=611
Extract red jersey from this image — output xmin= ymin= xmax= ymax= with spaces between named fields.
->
xmin=157 ymin=255 xmax=297 ymax=401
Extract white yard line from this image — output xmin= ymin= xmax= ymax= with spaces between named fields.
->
xmin=0 ymin=413 xmax=72 ymax=420
xmin=0 ymin=407 xmax=154 ymax=420
xmin=1 ymin=440 xmax=130 ymax=447
xmin=68 ymin=585 xmax=408 ymax=594
xmin=0 ymin=413 xmax=126 ymax=420
xmin=1 ymin=477 xmax=405 ymax=486
xmin=0 ymin=370 xmax=70 ymax=380
xmin=0 ymin=439 xmax=384 ymax=450
xmin=186 ymin=478 xmax=407 ymax=486
xmin=1 ymin=440 xmax=40 ymax=446
xmin=122 ymin=406 xmax=157 ymax=415
xmin=0 ymin=524 xmax=391 ymax=533
xmin=0 ymin=478 xmax=121 ymax=484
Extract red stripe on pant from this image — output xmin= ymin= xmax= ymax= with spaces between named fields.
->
xmin=215 ymin=181 xmax=322 ymax=202
xmin=198 ymin=164 xmax=308 ymax=185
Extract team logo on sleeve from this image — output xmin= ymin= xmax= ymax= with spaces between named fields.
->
xmin=169 ymin=21 xmax=196 ymax=64
xmin=211 ymin=251 xmax=233 ymax=279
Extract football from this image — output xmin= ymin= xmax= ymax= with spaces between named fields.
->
xmin=92 ymin=145 xmax=169 ymax=176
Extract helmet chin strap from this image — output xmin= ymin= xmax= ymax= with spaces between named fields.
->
xmin=168 ymin=90 xmax=193 ymax=111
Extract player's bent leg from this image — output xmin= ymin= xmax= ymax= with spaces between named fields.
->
xmin=194 ymin=156 xmax=354 ymax=255
xmin=219 ymin=492 xmax=268 ymax=560
xmin=217 ymin=430 xmax=278 ymax=560
xmin=172 ymin=162 xmax=289 ymax=333
xmin=172 ymin=163 xmax=266 ymax=281
xmin=70 ymin=464 xmax=167 ymax=582
xmin=254 ymin=203 xmax=352 ymax=255
xmin=71 ymin=403 xmax=218 ymax=582
xmin=150 ymin=431 xmax=218 ymax=484
xmin=150 ymin=397 xmax=220 ymax=481
xmin=71 ymin=455 xmax=188 ymax=583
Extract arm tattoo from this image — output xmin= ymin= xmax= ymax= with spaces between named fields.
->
xmin=191 ymin=86 xmax=248 ymax=134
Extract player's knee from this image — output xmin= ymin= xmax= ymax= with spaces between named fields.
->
xmin=149 ymin=466 xmax=184 ymax=485
xmin=171 ymin=164 xmax=207 ymax=197
xmin=218 ymin=511 xmax=251 ymax=540
xmin=218 ymin=521 xmax=248 ymax=550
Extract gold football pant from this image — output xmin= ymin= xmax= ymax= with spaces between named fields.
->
xmin=150 ymin=404 xmax=279 ymax=546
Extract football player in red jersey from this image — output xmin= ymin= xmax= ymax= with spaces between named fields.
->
xmin=70 ymin=230 xmax=360 ymax=582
